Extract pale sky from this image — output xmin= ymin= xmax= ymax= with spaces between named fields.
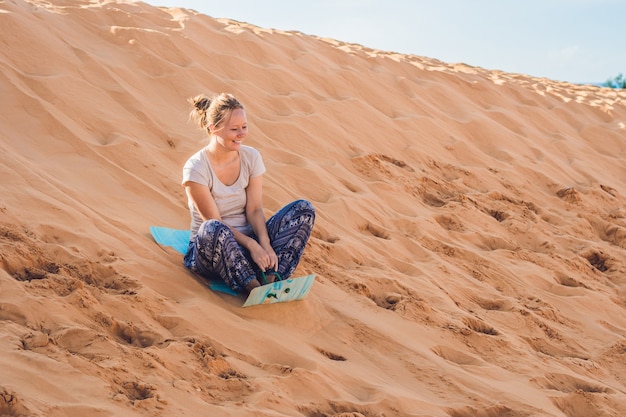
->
xmin=142 ymin=0 xmax=626 ymax=84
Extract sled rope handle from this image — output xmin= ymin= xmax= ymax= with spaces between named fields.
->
xmin=260 ymin=270 xmax=283 ymax=285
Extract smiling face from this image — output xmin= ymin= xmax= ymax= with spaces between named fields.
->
xmin=211 ymin=108 xmax=248 ymax=151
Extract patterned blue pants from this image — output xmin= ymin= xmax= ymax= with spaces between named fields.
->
xmin=184 ymin=199 xmax=315 ymax=292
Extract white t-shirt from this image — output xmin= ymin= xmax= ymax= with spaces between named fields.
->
xmin=182 ymin=145 xmax=266 ymax=238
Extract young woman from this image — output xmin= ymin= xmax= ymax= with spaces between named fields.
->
xmin=182 ymin=93 xmax=315 ymax=293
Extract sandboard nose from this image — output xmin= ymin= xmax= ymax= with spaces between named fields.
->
xmin=242 ymin=275 xmax=315 ymax=307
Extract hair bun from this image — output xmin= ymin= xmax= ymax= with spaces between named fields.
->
xmin=193 ymin=95 xmax=211 ymax=111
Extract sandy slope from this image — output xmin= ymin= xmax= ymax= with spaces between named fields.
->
xmin=1 ymin=1 xmax=625 ymax=416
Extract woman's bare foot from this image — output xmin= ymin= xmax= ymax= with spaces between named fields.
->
xmin=245 ymin=279 xmax=261 ymax=293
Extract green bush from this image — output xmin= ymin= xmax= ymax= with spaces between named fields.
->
xmin=604 ymin=73 xmax=625 ymax=88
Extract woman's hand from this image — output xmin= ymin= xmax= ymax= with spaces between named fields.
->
xmin=260 ymin=241 xmax=278 ymax=272
xmin=249 ymin=241 xmax=278 ymax=272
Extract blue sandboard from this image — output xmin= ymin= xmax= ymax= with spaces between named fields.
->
xmin=149 ymin=226 xmax=315 ymax=305
xmin=149 ymin=226 xmax=191 ymax=255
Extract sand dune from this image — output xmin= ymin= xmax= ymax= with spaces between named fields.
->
xmin=1 ymin=1 xmax=625 ymax=416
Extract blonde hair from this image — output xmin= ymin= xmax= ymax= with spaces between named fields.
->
xmin=189 ymin=93 xmax=244 ymax=132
